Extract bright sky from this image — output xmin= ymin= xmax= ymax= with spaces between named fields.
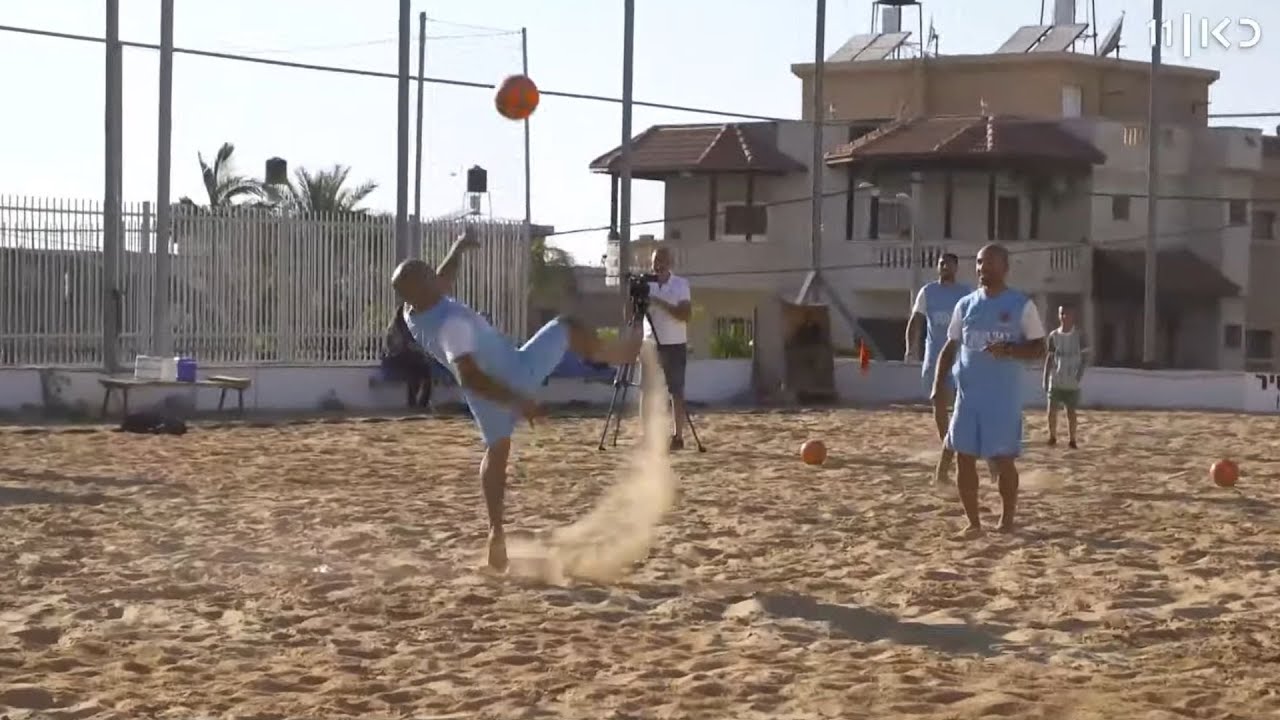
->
xmin=1 ymin=0 xmax=1276 ymax=265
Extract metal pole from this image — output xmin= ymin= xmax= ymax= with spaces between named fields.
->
xmin=104 ymin=0 xmax=123 ymax=373
xmin=395 ymin=0 xmax=411 ymax=261
xmin=413 ymin=11 xmax=426 ymax=225
xmin=521 ymin=27 xmax=533 ymax=337
xmin=154 ymin=0 xmax=174 ymax=355
xmin=617 ymin=0 xmax=635 ymax=296
xmin=808 ymin=0 xmax=826 ymax=276
xmin=1143 ymin=0 xmax=1162 ymax=365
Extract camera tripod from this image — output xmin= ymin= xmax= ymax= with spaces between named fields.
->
xmin=597 ymin=302 xmax=706 ymax=452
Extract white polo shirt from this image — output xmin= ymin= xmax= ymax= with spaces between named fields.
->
xmin=644 ymin=274 xmax=690 ymax=345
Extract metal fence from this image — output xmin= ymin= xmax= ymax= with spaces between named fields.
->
xmin=0 ymin=195 xmax=529 ymax=367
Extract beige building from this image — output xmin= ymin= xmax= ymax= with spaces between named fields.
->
xmin=590 ymin=26 xmax=1279 ymax=371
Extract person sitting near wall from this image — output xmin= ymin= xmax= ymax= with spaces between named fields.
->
xmin=381 ymin=308 xmax=434 ymax=409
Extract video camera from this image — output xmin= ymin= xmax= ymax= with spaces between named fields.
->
xmin=626 ymin=272 xmax=660 ymax=302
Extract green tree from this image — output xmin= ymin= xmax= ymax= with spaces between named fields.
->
xmin=286 ymin=164 xmax=378 ymax=214
xmin=528 ymin=235 xmax=576 ymax=307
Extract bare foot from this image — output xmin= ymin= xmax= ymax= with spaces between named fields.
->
xmin=995 ymin=519 xmax=1016 ymax=533
xmin=487 ymin=530 xmax=508 ymax=571
xmin=952 ymin=524 xmax=984 ymax=540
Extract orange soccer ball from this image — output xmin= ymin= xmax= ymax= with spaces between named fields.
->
xmin=1210 ymin=459 xmax=1239 ymax=488
xmin=801 ymin=440 xmax=827 ymax=466
xmin=495 ymin=74 xmax=539 ymax=120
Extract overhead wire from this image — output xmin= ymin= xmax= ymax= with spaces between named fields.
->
xmin=1 ymin=20 xmax=1275 ymax=281
xmin=2 ymin=21 xmax=1276 ymax=124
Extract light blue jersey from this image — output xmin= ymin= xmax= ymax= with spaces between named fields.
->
xmin=404 ymin=297 xmax=568 ymax=446
xmin=912 ymin=280 xmax=972 ymax=387
xmin=944 ymin=288 xmax=1045 ymax=459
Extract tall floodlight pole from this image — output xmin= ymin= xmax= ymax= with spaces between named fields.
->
xmin=154 ymin=0 xmax=175 ymax=355
xmin=395 ymin=0 xmax=412 ymax=261
xmin=1143 ymin=0 xmax=1162 ymax=365
xmin=521 ymin=27 xmax=533 ymax=337
xmin=617 ymin=0 xmax=635 ymax=298
xmin=413 ymin=10 xmax=427 ymax=237
xmin=795 ymin=0 xmax=880 ymax=357
xmin=103 ymin=0 xmax=123 ymax=373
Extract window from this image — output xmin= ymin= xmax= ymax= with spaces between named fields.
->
xmin=714 ymin=316 xmax=754 ymax=340
xmin=1061 ymin=85 xmax=1082 ymax=117
xmin=1245 ymin=329 xmax=1273 ymax=359
xmin=720 ymin=203 xmax=768 ymax=240
xmin=996 ymin=196 xmax=1020 ymax=241
xmin=1223 ymin=324 xmax=1242 ymax=349
xmin=869 ymin=197 xmax=910 ymax=239
xmin=1112 ymin=194 xmax=1131 ymax=220
xmin=1252 ymin=210 xmax=1276 ymax=240
xmin=1123 ymin=126 xmax=1145 ymax=146
xmin=1228 ymin=199 xmax=1248 ymax=226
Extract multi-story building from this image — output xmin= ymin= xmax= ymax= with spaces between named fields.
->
xmin=592 ymin=11 xmax=1279 ymax=371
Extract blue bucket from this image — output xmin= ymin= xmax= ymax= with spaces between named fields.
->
xmin=176 ymin=357 xmax=197 ymax=382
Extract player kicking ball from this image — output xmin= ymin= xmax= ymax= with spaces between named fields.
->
xmin=392 ymin=229 xmax=642 ymax=570
xmin=931 ymin=244 xmax=1046 ymax=536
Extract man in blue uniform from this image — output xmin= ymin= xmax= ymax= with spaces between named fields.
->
xmin=392 ymin=229 xmax=642 ymax=570
xmin=932 ymin=244 xmax=1046 ymax=536
xmin=906 ymin=252 xmax=973 ymax=485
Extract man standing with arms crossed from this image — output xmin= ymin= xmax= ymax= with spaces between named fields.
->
xmin=1043 ymin=305 xmax=1086 ymax=448
xmin=932 ymin=244 xmax=1046 ymax=536
xmin=906 ymin=253 xmax=978 ymax=485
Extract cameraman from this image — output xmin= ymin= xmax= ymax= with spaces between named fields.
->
xmin=636 ymin=247 xmax=692 ymax=450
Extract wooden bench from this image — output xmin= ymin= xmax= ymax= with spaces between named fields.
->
xmin=99 ymin=375 xmax=252 ymax=419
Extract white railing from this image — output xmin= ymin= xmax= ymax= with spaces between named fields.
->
xmin=0 ymin=196 xmax=529 ymax=367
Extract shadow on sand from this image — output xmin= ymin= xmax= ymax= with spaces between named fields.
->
xmin=751 ymin=592 xmax=1009 ymax=657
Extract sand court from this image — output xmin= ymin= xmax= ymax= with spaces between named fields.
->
xmin=2 ymin=408 xmax=1279 ymax=719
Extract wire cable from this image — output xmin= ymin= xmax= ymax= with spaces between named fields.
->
xmin=0 ymin=22 xmax=1272 ymax=123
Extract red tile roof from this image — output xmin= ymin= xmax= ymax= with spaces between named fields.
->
xmin=589 ymin=122 xmax=806 ymax=179
xmin=825 ymin=115 xmax=1106 ymax=168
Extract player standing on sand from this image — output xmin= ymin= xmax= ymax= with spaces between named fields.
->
xmin=932 ymin=244 xmax=1046 ymax=536
xmin=906 ymin=253 xmax=979 ymax=485
xmin=1043 ymin=305 xmax=1086 ymax=448
xmin=392 ymin=228 xmax=642 ymax=570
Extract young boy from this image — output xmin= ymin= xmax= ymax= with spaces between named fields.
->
xmin=1042 ymin=305 xmax=1086 ymax=449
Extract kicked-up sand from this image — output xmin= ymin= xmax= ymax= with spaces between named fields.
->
xmin=2 ymin=406 xmax=1279 ymax=719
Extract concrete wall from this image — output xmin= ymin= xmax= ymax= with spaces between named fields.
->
xmin=4 ymin=362 xmax=1277 ymax=419
xmin=795 ymin=54 xmax=1216 ymax=125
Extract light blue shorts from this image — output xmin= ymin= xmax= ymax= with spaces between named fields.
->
xmin=945 ymin=389 xmax=1023 ymax=459
xmin=465 ymin=318 xmax=569 ymax=447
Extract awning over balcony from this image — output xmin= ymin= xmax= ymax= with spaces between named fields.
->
xmin=1092 ymin=248 xmax=1240 ymax=303
xmin=589 ymin=122 xmax=806 ymax=180
xmin=824 ymin=115 xmax=1106 ymax=171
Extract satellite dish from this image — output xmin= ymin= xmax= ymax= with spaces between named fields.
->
xmin=1097 ymin=13 xmax=1124 ymax=57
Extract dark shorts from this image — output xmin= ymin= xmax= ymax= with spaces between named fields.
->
xmin=655 ymin=343 xmax=687 ymax=397
xmin=1049 ymin=387 xmax=1080 ymax=409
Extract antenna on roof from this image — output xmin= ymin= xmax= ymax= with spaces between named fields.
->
xmin=1097 ymin=13 xmax=1124 ymax=57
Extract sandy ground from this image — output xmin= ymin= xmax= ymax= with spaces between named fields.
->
xmin=2 ymin=407 xmax=1279 ymax=719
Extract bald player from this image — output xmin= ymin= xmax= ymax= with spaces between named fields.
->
xmin=392 ymin=229 xmax=642 ymax=570
xmin=932 ymin=244 xmax=1046 ymax=536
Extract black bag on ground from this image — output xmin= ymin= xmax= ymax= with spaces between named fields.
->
xmin=118 ymin=411 xmax=188 ymax=435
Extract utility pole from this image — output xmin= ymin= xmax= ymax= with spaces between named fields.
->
xmin=1143 ymin=0 xmax=1162 ymax=366
xmin=395 ymin=0 xmax=411 ymax=261
xmin=154 ymin=0 xmax=175 ymax=355
xmin=103 ymin=0 xmax=123 ymax=372
xmin=413 ymin=10 xmax=426 ymax=244
xmin=617 ymin=0 xmax=635 ymax=298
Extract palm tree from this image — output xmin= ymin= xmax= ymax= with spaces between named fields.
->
xmin=178 ymin=142 xmax=266 ymax=209
xmin=286 ymin=165 xmax=378 ymax=215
